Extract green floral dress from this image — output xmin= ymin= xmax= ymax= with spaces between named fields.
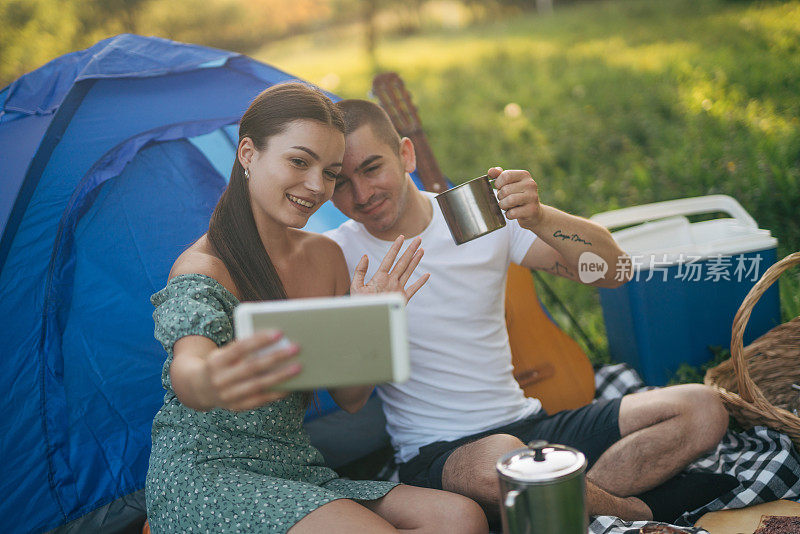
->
xmin=145 ymin=273 xmax=397 ymax=533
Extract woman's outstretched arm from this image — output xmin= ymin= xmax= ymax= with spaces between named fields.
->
xmin=171 ymin=331 xmax=301 ymax=411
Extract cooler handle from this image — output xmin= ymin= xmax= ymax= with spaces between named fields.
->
xmin=590 ymin=195 xmax=757 ymax=231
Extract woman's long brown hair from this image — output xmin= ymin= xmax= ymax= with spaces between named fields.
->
xmin=208 ymin=82 xmax=344 ymax=302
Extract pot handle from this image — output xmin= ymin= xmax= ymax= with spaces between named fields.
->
xmin=503 ymin=489 xmax=525 ymax=533
xmin=505 ymin=489 xmax=522 ymax=508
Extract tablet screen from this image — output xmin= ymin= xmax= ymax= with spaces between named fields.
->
xmin=234 ymin=294 xmax=409 ymax=390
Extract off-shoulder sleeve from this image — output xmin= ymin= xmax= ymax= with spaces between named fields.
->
xmin=150 ymin=273 xmax=239 ymax=390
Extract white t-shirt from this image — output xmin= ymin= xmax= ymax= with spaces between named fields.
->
xmin=325 ymin=192 xmax=541 ymax=462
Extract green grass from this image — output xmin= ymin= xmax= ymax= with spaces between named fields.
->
xmin=255 ymin=0 xmax=800 ymax=374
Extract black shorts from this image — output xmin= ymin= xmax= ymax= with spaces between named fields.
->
xmin=397 ymin=398 xmax=622 ymax=490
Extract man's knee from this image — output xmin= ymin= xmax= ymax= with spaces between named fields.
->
xmin=678 ymin=384 xmax=728 ymax=443
xmin=443 ymin=434 xmax=524 ymax=496
xmin=621 ymin=384 xmax=728 ymax=446
xmin=476 ymin=433 xmax=527 ymax=453
xmin=651 ymin=383 xmax=728 ymax=451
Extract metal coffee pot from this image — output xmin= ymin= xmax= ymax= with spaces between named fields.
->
xmin=496 ymin=440 xmax=588 ymax=534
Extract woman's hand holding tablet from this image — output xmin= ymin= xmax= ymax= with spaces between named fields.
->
xmin=172 ymin=329 xmax=302 ymax=411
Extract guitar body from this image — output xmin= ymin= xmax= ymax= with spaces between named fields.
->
xmin=505 ymin=263 xmax=595 ymax=413
xmin=372 ymin=72 xmax=595 ymax=413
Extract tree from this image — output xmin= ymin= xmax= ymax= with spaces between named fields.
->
xmin=0 ymin=0 xmax=83 ymax=85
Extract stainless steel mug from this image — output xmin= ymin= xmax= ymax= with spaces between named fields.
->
xmin=496 ymin=440 xmax=588 ymax=534
xmin=435 ymin=174 xmax=505 ymax=245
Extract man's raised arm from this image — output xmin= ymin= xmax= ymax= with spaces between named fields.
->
xmin=490 ymin=166 xmax=631 ymax=288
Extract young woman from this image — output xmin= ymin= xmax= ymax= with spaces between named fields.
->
xmin=145 ymin=83 xmax=488 ymax=534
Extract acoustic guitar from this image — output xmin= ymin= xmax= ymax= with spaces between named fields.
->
xmin=371 ymin=72 xmax=595 ymax=413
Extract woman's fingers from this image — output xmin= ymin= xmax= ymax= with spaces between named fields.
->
xmin=389 ymin=236 xmax=422 ymax=279
xmin=218 ymin=356 xmax=302 ymax=407
xmin=376 ymin=235 xmax=405 ymax=274
xmin=398 ymin=248 xmax=424 ymax=286
xmin=351 ymin=255 xmax=369 ymax=292
xmin=211 ymin=330 xmax=283 ymax=368
xmin=211 ymin=337 xmax=299 ymax=390
xmin=405 ymin=272 xmax=431 ymax=301
xmin=358 ymin=235 xmax=428 ymax=296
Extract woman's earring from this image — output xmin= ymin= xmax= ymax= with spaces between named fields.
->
xmin=244 ymin=168 xmax=250 ymax=181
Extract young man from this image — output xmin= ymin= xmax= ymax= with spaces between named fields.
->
xmin=325 ymin=99 xmax=731 ymax=522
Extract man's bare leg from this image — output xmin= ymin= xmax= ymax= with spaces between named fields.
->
xmin=588 ymin=384 xmax=729 ymax=497
xmin=439 ymin=384 xmax=728 ymax=521
xmin=441 ymin=434 xmax=652 ymax=521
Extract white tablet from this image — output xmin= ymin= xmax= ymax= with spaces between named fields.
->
xmin=234 ymin=293 xmax=409 ymax=391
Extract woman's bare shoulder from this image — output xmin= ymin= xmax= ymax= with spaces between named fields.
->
xmin=291 ymin=230 xmax=349 ymax=294
xmin=169 ymin=236 xmax=240 ymax=298
xmin=295 ymin=230 xmax=345 ymax=262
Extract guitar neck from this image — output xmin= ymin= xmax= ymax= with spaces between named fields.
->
xmin=371 ymin=72 xmax=449 ymax=194
xmin=406 ymin=130 xmax=448 ymax=194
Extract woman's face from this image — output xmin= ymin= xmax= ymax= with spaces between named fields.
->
xmin=241 ymin=119 xmax=345 ymax=229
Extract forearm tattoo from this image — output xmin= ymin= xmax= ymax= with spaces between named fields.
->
xmin=547 ymin=261 xmax=574 ymax=277
xmin=553 ymin=229 xmax=592 ymax=246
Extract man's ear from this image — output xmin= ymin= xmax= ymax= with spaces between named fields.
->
xmin=238 ymin=137 xmax=256 ymax=169
xmin=399 ymin=137 xmax=416 ymax=174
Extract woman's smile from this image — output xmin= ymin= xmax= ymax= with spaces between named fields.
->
xmin=286 ymin=193 xmax=316 ymax=210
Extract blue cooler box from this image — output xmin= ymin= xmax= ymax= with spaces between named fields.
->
xmin=591 ymin=195 xmax=781 ymax=385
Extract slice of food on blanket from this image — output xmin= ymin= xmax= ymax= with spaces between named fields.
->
xmin=695 ymin=499 xmax=800 ymax=534
xmin=753 ymin=514 xmax=800 ymax=533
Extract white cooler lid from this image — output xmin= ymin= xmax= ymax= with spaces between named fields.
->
xmin=591 ymin=195 xmax=777 ymax=270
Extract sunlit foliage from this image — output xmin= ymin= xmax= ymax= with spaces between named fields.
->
xmin=258 ymin=0 xmax=800 ymax=369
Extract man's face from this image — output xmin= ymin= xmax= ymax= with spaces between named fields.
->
xmin=331 ymin=124 xmax=414 ymax=237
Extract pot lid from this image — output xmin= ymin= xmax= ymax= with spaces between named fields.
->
xmin=496 ymin=440 xmax=587 ymax=482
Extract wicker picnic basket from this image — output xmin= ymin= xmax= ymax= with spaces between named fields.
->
xmin=704 ymin=251 xmax=800 ymax=448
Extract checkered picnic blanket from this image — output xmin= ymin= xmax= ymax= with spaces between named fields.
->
xmin=590 ymin=363 xmax=800 ymax=534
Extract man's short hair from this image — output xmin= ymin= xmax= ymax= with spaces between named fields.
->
xmin=335 ymin=99 xmax=401 ymax=153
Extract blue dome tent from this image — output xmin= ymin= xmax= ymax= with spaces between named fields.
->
xmin=0 ymin=34 xmax=409 ymax=533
